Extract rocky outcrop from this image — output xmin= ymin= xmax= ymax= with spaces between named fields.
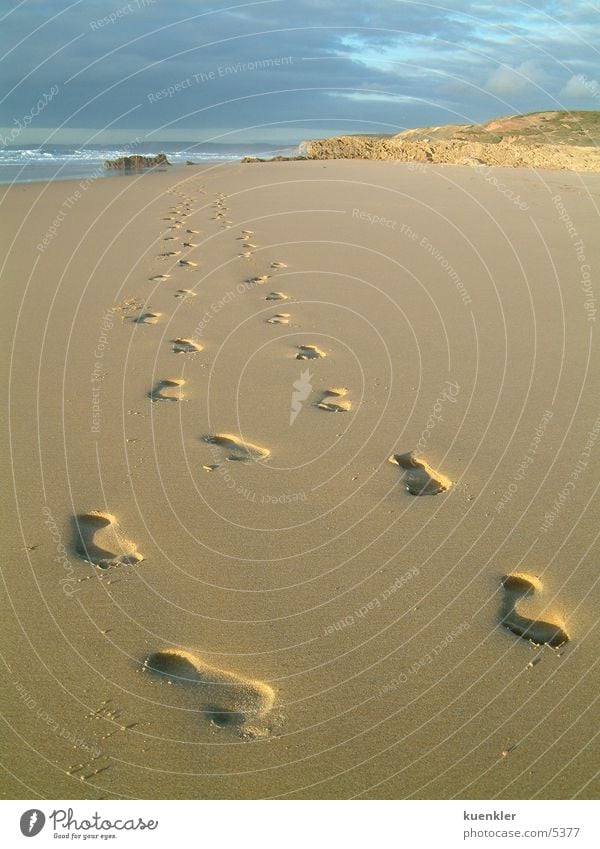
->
xmin=103 ymin=153 xmax=171 ymax=170
xmin=303 ymin=135 xmax=600 ymax=172
xmin=242 ymin=112 xmax=600 ymax=171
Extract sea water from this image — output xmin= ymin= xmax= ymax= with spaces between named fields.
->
xmin=0 ymin=142 xmax=299 ymax=184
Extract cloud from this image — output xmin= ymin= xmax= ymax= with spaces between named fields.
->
xmin=0 ymin=1 xmax=598 ymax=142
xmin=485 ymin=60 xmax=548 ymax=96
xmin=330 ymin=92 xmax=422 ymax=103
xmin=558 ymin=73 xmax=599 ymax=99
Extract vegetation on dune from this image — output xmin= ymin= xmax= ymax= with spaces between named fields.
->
xmin=394 ymin=110 xmax=600 ymax=147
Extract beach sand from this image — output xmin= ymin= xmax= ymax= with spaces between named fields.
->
xmin=1 ymin=160 xmax=598 ymax=799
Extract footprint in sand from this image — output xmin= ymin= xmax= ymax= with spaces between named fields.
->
xmin=174 ymin=289 xmax=196 ymax=299
xmin=389 ymin=452 xmax=451 ymax=495
xmin=143 ymin=648 xmax=275 ymax=734
xmin=500 ymin=574 xmax=569 ymax=648
xmin=178 ymin=260 xmax=198 ymax=268
xmin=265 ymin=291 xmax=289 ymax=301
xmin=172 ymin=337 xmax=203 ymax=354
xmin=270 ymin=261 xmax=288 ymax=269
xmin=160 ymin=251 xmax=181 ymax=258
xmin=150 ymin=378 xmax=186 ymax=402
xmin=149 ymin=274 xmax=171 ymax=281
xmin=297 ymin=345 xmax=325 ymax=360
xmin=182 ymin=241 xmax=199 ymax=248
xmin=248 ymin=275 xmax=269 ymax=284
xmin=74 ymin=511 xmax=143 ymax=569
xmin=203 ymin=433 xmax=270 ymax=462
xmin=317 ymin=386 xmax=351 ymax=412
xmin=266 ymin=313 xmax=290 ymax=325
xmin=186 ymin=228 xmax=200 ymax=235
xmin=134 ymin=311 xmax=161 ymax=325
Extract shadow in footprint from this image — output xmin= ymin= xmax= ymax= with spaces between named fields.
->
xmin=317 ymin=387 xmax=351 ymax=412
xmin=500 ymin=574 xmax=569 ymax=648
xmin=266 ymin=313 xmax=290 ymax=325
xmin=73 ymin=511 xmax=143 ymax=569
xmin=172 ymin=338 xmax=203 ymax=354
xmin=202 ymin=432 xmax=270 ymax=462
xmin=150 ymin=378 xmax=186 ymax=402
xmin=143 ymin=649 xmax=275 ymax=735
xmin=296 ymin=345 xmax=325 ymax=360
xmin=134 ymin=311 xmax=161 ymax=325
xmin=389 ymin=451 xmax=451 ymax=496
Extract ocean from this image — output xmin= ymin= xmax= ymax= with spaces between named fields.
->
xmin=0 ymin=141 xmax=300 ymax=184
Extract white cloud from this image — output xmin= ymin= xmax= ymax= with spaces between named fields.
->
xmin=485 ymin=60 xmax=548 ymax=96
xmin=330 ymin=92 xmax=421 ymax=103
xmin=559 ymin=73 xmax=599 ymax=99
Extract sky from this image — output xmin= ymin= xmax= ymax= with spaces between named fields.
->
xmin=0 ymin=0 xmax=599 ymax=146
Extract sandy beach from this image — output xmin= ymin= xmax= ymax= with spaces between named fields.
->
xmin=1 ymin=160 xmax=598 ymax=800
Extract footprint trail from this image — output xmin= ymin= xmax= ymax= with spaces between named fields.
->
xmin=266 ymin=313 xmax=290 ymax=325
xmin=500 ymin=574 xmax=569 ymax=647
xmin=74 ymin=511 xmax=143 ymax=568
xmin=203 ymin=433 xmax=270 ymax=461
xmin=317 ymin=387 xmax=351 ymax=412
xmin=150 ymin=378 xmax=186 ymax=402
xmin=389 ymin=452 xmax=451 ymax=495
xmin=297 ymin=345 xmax=325 ymax=360
xmin=143 ymin=648 xmax=275 ymax=735
xmin=172 ymin=337 xmax=203 ymax=354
